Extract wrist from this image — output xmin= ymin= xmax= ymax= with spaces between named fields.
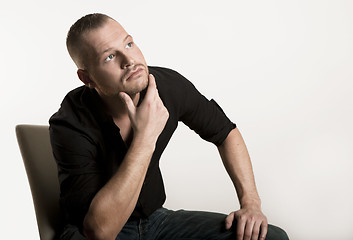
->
xmin=240 ymin=195 xmax=262 ymax=210
xmin=130 ymin=134 xmax=157 ymax=153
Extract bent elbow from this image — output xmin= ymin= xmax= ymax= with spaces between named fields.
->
xmin=83 ymin=215 xmax=117 ymax=240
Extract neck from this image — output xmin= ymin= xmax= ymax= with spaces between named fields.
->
xmin=98 ymin=91 xmax=140 ymax=119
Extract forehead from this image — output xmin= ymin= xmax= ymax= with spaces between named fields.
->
xmin=82 ymin=19 xmax=129 ymax=55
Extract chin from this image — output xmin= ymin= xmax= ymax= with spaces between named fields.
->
xmin=126 ymin=76 xmax=148 ymax=96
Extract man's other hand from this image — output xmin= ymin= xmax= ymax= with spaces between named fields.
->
xmin=225 ymin=207 xmax=268 ymax=240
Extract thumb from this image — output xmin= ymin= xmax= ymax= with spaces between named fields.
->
xmin=119 ymin=92 xmax=136 ymax=116
xmin=225 ymin=212 xmax=235 ymax=230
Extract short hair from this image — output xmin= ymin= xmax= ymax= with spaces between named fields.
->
xmin=66 ymin=13 xmax=112 ymax=68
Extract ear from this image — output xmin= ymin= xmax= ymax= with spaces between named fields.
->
xmin=77 ymin=69 xmax=96 ymax=88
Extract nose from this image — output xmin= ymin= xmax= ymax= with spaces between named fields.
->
xmin=121 ymin=53 xmax=135 ymax=69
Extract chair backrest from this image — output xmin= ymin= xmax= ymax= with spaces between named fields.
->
xmin=16 ymin=124 xmax=61 ymax=240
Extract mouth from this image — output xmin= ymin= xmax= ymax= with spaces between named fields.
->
xmin=126 ymin=67 xmax=144 ymax=81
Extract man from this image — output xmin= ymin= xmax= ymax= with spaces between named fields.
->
xmin=49 ymin=13 xmax=288 ymax=240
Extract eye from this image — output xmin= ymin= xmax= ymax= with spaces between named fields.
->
xmin=105 ymin=54 xmax=115 ymax=62
xmin=126 ymin=42 xmax=133 ymax=49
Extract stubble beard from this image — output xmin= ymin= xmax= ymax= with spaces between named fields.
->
xmin=125 ymin=77 xmax=148 ymax=97
xmin=96 ymin=65 xmax=149 ymax=98
xmin=122 ymin=66 xmax=149 ymax=97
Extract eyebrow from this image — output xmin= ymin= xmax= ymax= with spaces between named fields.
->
xmin=99 ymin=34 xmax=132 ymax=56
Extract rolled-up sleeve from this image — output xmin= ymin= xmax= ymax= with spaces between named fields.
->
xmin=153 ymin=67 xmax=236 ymax=146
xmin=179 ymin=79 xmax=236 ymax=146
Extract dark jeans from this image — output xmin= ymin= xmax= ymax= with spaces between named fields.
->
xmin=116 ymin=208 xmax=289 ymax=240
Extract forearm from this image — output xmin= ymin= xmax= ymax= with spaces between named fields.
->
xmin=218 ymin=128 xmax=261 ymax=208
xmin=83 ymin=74 xmax=168 ymax=239
xmin=83 ymin=137 xmax=155 ymax=240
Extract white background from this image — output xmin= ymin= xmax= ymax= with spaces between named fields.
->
xmin=1 ymin=1 xmax=353 ymax=239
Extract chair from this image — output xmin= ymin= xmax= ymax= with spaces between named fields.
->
xmin=16 ymin=124 xmax=61 ymax=240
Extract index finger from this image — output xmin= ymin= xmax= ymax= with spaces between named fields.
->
xmin=145 ymin=74 xmax=157 ymax=99
xmin=236 ymin=218 xmax=246 ymax=240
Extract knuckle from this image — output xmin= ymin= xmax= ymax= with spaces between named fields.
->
xmin=244 ymin=232 xmax=251 ymax=238
xmin=252 ymin=228 xmax=260 ymax=235
xmin=238 ymin=214 xmax=246 ymax=221
xmin=144 ymin=98 xmax=153 ymax=106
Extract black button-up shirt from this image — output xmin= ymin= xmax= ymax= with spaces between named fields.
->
xmin=49 ymin=66 xmax=236 ymax=231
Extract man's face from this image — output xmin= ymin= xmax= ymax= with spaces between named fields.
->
xmin=81 ymin=19 xmax=149 ymax=97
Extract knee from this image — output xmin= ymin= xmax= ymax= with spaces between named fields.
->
xmin=267 ymin=224 xmax=289 ymax=240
